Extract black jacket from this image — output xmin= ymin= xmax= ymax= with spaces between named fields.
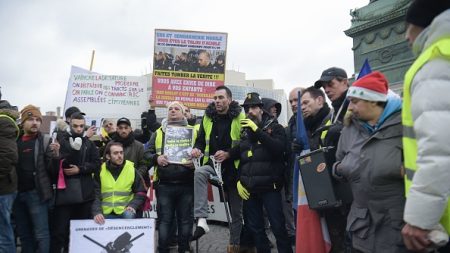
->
xmin=18 ymin=132 xmax=53 ymax=202
xmin=52 ymin=131 xmax=101 ymax=202
xmin=230 ymin=113 xmax=286 ymax=193
xmin=195 ymin=101 xmax=242 ymax=185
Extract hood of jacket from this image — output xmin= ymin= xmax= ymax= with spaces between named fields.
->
xmin=205 ymin=100 xmax=242 ymax=120
xmin=0 ymin=100 xmax=19 ymax=120
xmin=261 ymin=98 xmax=281 ymax=118
xmin=412 ymin=9 xmax=450 ymax=56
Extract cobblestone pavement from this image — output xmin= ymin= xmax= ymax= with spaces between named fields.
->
xmin=165 ymin=221 xmax=293 ymax=253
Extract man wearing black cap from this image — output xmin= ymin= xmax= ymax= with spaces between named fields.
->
xmin=229 ymin=92 xmax=292 ymax=253
xmin=314 ymin=68 xmax=353 ymax=253
xmin=112 ymin=117 xmax=147 ymax=181
xmin=401 ymin=1 xmax=450 ymax=252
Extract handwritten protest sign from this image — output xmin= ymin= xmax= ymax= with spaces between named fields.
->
xmin=152 ymin=29 xmax=227 ymax=109
xmin=69 ymin=218 xmax=155 ymax=252
xmin=64 ymin=66 xmax=148 ymax=119
xmin=163 ymin=126 xmax=194 ymax=164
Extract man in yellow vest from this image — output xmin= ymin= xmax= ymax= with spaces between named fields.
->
xmin=191 ymin=86 xmax=245 ymax=252
xmin=401 ymin=1 xmax=450 ymax=252
xmin=92 ymin=142 xmax=145 ymax=225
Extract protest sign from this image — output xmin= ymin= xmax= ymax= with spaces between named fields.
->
xmin=69 ymin=218 xmax=155 ymax=253
xmin=64 ymin=66 xmax=148 ymax=119
xmin=163 ymin=126 xmax=194 ymax=164
xmin=152 ymin=29 xmax=227 ymax=109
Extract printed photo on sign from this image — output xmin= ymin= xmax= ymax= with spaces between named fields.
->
xmin=69 ymin=218 xmax=155 ymax=253
xmin=164 ymin=126 xmax=194 ymax=164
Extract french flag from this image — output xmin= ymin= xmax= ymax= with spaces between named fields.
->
xmin=292 ymin=90 xmax=331 ymax=253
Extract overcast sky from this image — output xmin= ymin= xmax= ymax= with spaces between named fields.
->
xmin=0 ymin=0 xmax=368 ymax=113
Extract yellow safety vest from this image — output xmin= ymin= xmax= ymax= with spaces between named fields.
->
xmin=320 ymin=119 xmax=331 ymax=145
xmin=403 ymin=37 xmax=450 ymax=234
xmin=201 ymin=113 xmax=245 ymax=168
xmin=100 ymin=160 xmax=135 ymax=215
xmin=153 ymin=125 xmax=197 ymax=181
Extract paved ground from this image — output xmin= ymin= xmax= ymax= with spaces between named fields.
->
xmin=166 ymin=221 xmax=293 ymax=253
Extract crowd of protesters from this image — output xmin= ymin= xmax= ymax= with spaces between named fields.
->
xmin=0 ymin=1 xmax=450 ymax=253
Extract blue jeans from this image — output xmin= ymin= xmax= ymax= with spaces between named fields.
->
xmin=244 ymin=191 xmax=293 ymax=253
xmin=13 ymin=189 xmax=50 ymax=253
xmin=156 ymin=183 xmax=193 ymax=253
xmin=0 ymin=192 xmax=17 ymax=253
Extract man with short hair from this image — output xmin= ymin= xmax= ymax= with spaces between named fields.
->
xmin=50 ymin=112 xmax=101 ymax=252
xmin=112 ymin=117 xmax=147 ymax=181
xmin=196 ymin=50 xmax=214 ymax=73
xmin=300 ymin=87 xmax=332 ymax=150
xmin=92 ymin=142 xmax=145 ymax=225
xmin=14 ymin=105 xmax=53 ymax=253
xmin=314 ymin=68 xmax=353 ymax=252
xmin=191 ymin=85 xmax=245 ymax=252
xmin=0 ymin=98 xmax=19 ymax=253
xmin=401 ymin=1 xmax=450 ymax=252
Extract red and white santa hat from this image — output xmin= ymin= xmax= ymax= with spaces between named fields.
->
xmin=347 ymin=71 xmax=389 ymax=102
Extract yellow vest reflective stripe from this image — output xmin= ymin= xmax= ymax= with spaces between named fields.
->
xmin=100 ymin=160 xmax=135 ymax=215
xmin=202 ymin=112 xmax=245 ymax=169
xmin=153 ymin=125 xmax=197 ymax=181
xmin=320 ymin=119 xmax=331 ymax=145
xmin=0 ymin=114 xmax=19 ymax=139
xmin=402 ymin=37 xmax=450 ymax=234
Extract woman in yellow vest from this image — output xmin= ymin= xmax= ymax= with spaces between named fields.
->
xmin=401 ymin=1 xmax=450 ymax=252
xmin=145 ymin=101 xmax=196 ymax=253
xmin=92 ymin=142 xmax=146 ymax=224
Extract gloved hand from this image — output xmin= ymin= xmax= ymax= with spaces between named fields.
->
xmin=237 ymin=181 xmax=250 ymax=200
xmin=291 ymin=138 xmax=303 ymax=154
xmin=240 ymin=119 xmax=258 ymax=132
xmin=69 ymin=137 xmax=82 ymax=150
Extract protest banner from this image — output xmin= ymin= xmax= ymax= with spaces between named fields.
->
xmin=64 ymin=66 xmax=148 ymax=119
xmin=163 ymin=126 xmax=194 ymax=164
xmin=152 ymin=29 xmax=227 ymax=109
xmin=69 ymin=218 xmax=155 ymax=252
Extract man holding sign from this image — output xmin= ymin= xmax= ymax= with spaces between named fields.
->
xmin=92 ymin=142 xmax=146 ymax=224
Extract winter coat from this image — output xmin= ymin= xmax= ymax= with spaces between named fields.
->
xmin=194 ymin=101 xmax=242 ymax=185
xmin=112 ymin=133 xmax=147 ymax=181
xmin=53 ymin=131 xmax=101 ymax=202
xmin=333 ymin=96 xmax=407 ymax=253
xmin=0 ymin=102 xmax=19 ymax=195
xmin=17 ymin=132 xmax=53 ymax=201
xmin=230 ymin=113 xmax=286 ymax=193
xmin=403 ymin=9 xmax=450 ymax=231
xmin=145 ymin=118 xmax=194 ymax=185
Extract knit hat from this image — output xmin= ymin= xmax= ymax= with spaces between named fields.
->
xmin=242 ymin=92 xmax=264 ymax=107
xmin=347 ymin=71 xmax=389 ymax=102
xmin=166 ymin=101 xmax=185 ymax=113
xmin=406 ymin=0 xmax=450 ymax=28
xmin=20 ymin=104 xmax=42 ymax=124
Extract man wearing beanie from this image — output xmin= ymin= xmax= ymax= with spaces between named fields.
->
xmin=333 ymin=71 xmax=407 ymax=252
xmin=401 ymin=1 xmax=450 ymax=252
xmin=144 ymin=101 xmax=195 ymax=253
xmin=0 ymin=98 xmax=19 ymax=253
xmin=14 ymin=105 xmax=53 ymax=253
